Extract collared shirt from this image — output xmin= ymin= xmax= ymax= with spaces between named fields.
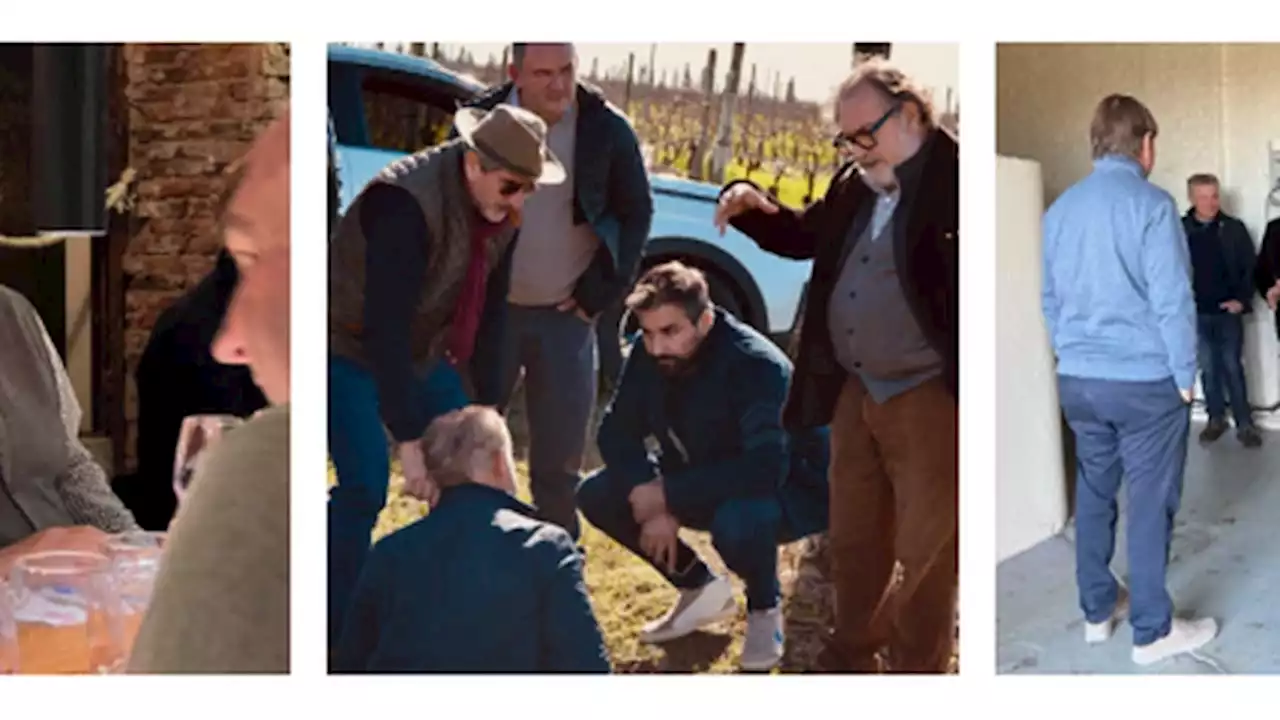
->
xmin=825 ymin=133 xmax=943 ymax=404
xmin=1041 ymin=154 xmax=1196 ymax=390
xmin=504 ymin=88 xmax=599 ymax=306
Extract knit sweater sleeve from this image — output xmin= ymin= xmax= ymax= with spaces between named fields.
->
xmin=35 ymin=309 xmax=138 ymax=532
xmin=362 ymin=183 xmax=433 ymax=442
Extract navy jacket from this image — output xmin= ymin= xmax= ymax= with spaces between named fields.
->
xmin=1254 ymin=218 xmax=1280 ymax=337
xmin=597 ymin=309 xmax=828 ymax=534
xmin=1182 ymin=210 xmax=1256 ymax=315
xmin=333 ymin=484 xmax=610 ymax=673
xmin=454 ymin=81 xmax=654 ymax=318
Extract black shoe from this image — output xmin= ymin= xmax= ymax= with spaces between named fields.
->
xmin=1238 ymin=426 xmax=1263 ymax=448
xmin=1200 ymin=419 xmax=1228 ymax=444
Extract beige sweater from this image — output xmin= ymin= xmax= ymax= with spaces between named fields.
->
xmin=127 ymin=403 xmax=290 ymax=674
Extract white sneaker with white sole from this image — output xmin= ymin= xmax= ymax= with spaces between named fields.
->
xmin=740 ymin=607 xmax=784 ymax=671
xmin=1132 ymin=617 xmax=1219 ymax=666
xmin=640 ymin=576 xmax=737 ymax=644
xmin=1085 ymin=590 xmax=1130 ymax=644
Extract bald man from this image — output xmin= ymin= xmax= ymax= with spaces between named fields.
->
xmin=128 ymin=110 xmax=291 ymax=674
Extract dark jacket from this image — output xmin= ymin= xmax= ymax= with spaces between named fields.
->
xmin=596 ymin=309 xmax=828 ymax=535
xmin=724 ymin=129 xmax=959 ymax=429
xmin=1253 ymin=217 xmax=1280 ymax=336
xmin=334 ymin=483 xmax=610 ymax=673
xmin=125 ymin=251 xmax=267 ymax=530
xmin=455 ymin=82 xmax=654 ymax=317
xmin=1182 ymin=210 xmax=1255 ymax=315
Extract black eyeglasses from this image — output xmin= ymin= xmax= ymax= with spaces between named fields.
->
xmin=833 ymin=102 xmax=902 ymax=152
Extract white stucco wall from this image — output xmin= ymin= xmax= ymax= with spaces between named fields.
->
xmin=996 ymin=43 xmax=1280 ymax=559
xmin=996 ymin=156 xmax=1068 ymax=562
xmin=998 ymin=43 xmax=1280 ymax=412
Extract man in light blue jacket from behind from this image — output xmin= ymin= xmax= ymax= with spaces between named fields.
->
xmin=1042 ymin=94 xmax=1217 ymax=667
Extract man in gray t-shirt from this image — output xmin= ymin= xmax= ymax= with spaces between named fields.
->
xmin=455 ymin=43 xmax=653 ymax=542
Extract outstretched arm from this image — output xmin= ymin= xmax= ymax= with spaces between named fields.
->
xmin=720 ymin=164 xmax=851 ymax=260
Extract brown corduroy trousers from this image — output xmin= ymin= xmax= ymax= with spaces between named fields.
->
xmin=827 ymin=374 xmax=958 ymax=673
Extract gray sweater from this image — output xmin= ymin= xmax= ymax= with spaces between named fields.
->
xmin=0 ymin=286 xmax=137 ymax=547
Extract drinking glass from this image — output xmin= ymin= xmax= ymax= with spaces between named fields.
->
xmin=9 ymin=551 xmax=121 ymax=674
xmin=173 ymin=414 xmax=244 ymax=505
xmin=103 ymin=531 xmax=167 ymax=660
xmin=0 ymin=579 xmax=16 ymax=675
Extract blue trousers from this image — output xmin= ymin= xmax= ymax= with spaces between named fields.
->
xmin=327 ymin=354 xmax=469 ymax=648
xmin=1197 ymin=313 xmax=1254 ymax=429
xmin=1058 ymin=375 xmax=1189 ymax=646
xmin=576 ymin=468 xmax=812 ymax=612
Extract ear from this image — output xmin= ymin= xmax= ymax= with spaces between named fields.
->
xmin=492 ymin=449 xmax=516 ymax=493
xmin=507 ymin=63 xmax=518 ymax=83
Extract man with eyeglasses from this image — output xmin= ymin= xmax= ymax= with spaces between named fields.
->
xmin=713 ymin=60 xmax=958 ymax=673
xmin=327 ymin=103 xmax=562 ymax=654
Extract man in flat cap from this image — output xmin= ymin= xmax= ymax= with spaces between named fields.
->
xmin=327 ymin=102 xmax=563 ymax=653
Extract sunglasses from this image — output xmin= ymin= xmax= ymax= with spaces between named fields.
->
xmin=833 ymin=102 xmax=903 ymax=152
xmin=499 ymin=177 xmax=536 ymax=197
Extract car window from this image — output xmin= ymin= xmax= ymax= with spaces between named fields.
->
xmin=359 ymin=70 xmax=461 ymax=154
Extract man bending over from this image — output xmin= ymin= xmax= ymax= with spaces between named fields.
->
xmin=334 ymin=406 xmax=610 ymax=673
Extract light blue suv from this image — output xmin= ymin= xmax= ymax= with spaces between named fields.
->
xmin=327 ymin=44 xmax=812 ymax=376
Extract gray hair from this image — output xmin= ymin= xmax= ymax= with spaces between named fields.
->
xmin=834 ymin=58 xmax=935 ymax=129
xmin=1187 ymin=173 xmax=1220 ymax=190
xmin=420 ymin=406 xmax=514 ymax=489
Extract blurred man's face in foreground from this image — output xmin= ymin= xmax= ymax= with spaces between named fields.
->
xmin=212 ymin=111 xmax=291 ymax=404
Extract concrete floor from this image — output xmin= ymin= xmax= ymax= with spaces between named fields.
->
xmin=997 ymin=422 xmax=1280 ymax=674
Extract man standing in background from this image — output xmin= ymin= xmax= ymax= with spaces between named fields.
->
xmin=1182 ymin=173 xmax=1261 ymax=448
xmin=455 ymin=42 xmax=652 ymax=541
xmin=1041 ymin=94 xmax=1216 ymax=666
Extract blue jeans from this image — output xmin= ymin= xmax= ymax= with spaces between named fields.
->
xmin=495 ymin=305 xmax=598 ymax=541
xmin=1058 ymin=375 xmax=1189 ymax=646
xmin=576 ymin=468 xmax=812 ymax=612
xmin=1197 ymin=313 xmax=1254 ymax=429
xmin=327 ymin=355 xmax=469 ymax=648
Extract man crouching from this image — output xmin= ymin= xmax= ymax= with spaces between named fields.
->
xmin=576 ymin=261 xmax=830 ymax=671
xmin=334 ymin=406 xmax=610 ymax=673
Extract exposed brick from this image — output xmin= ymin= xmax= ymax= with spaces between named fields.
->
xmin=117 ymin=41 xmax=289 ymax=472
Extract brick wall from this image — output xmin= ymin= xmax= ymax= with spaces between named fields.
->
xmin=120 ymin=42 xmax=289 ymax=470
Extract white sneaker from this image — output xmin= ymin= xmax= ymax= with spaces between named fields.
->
xmin=639 ymin=576 xmax=737 ymax=644
xmin=1085 ymin=590 xmax=1130 ymax=644
xmin=1132 ymin=617 xmax=1219 ymax=666
xmin=740 ymin=607 xmax=784 ymax=671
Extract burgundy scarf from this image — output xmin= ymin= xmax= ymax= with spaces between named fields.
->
xmin=448 ymin=213 xmax=507 ymax=366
